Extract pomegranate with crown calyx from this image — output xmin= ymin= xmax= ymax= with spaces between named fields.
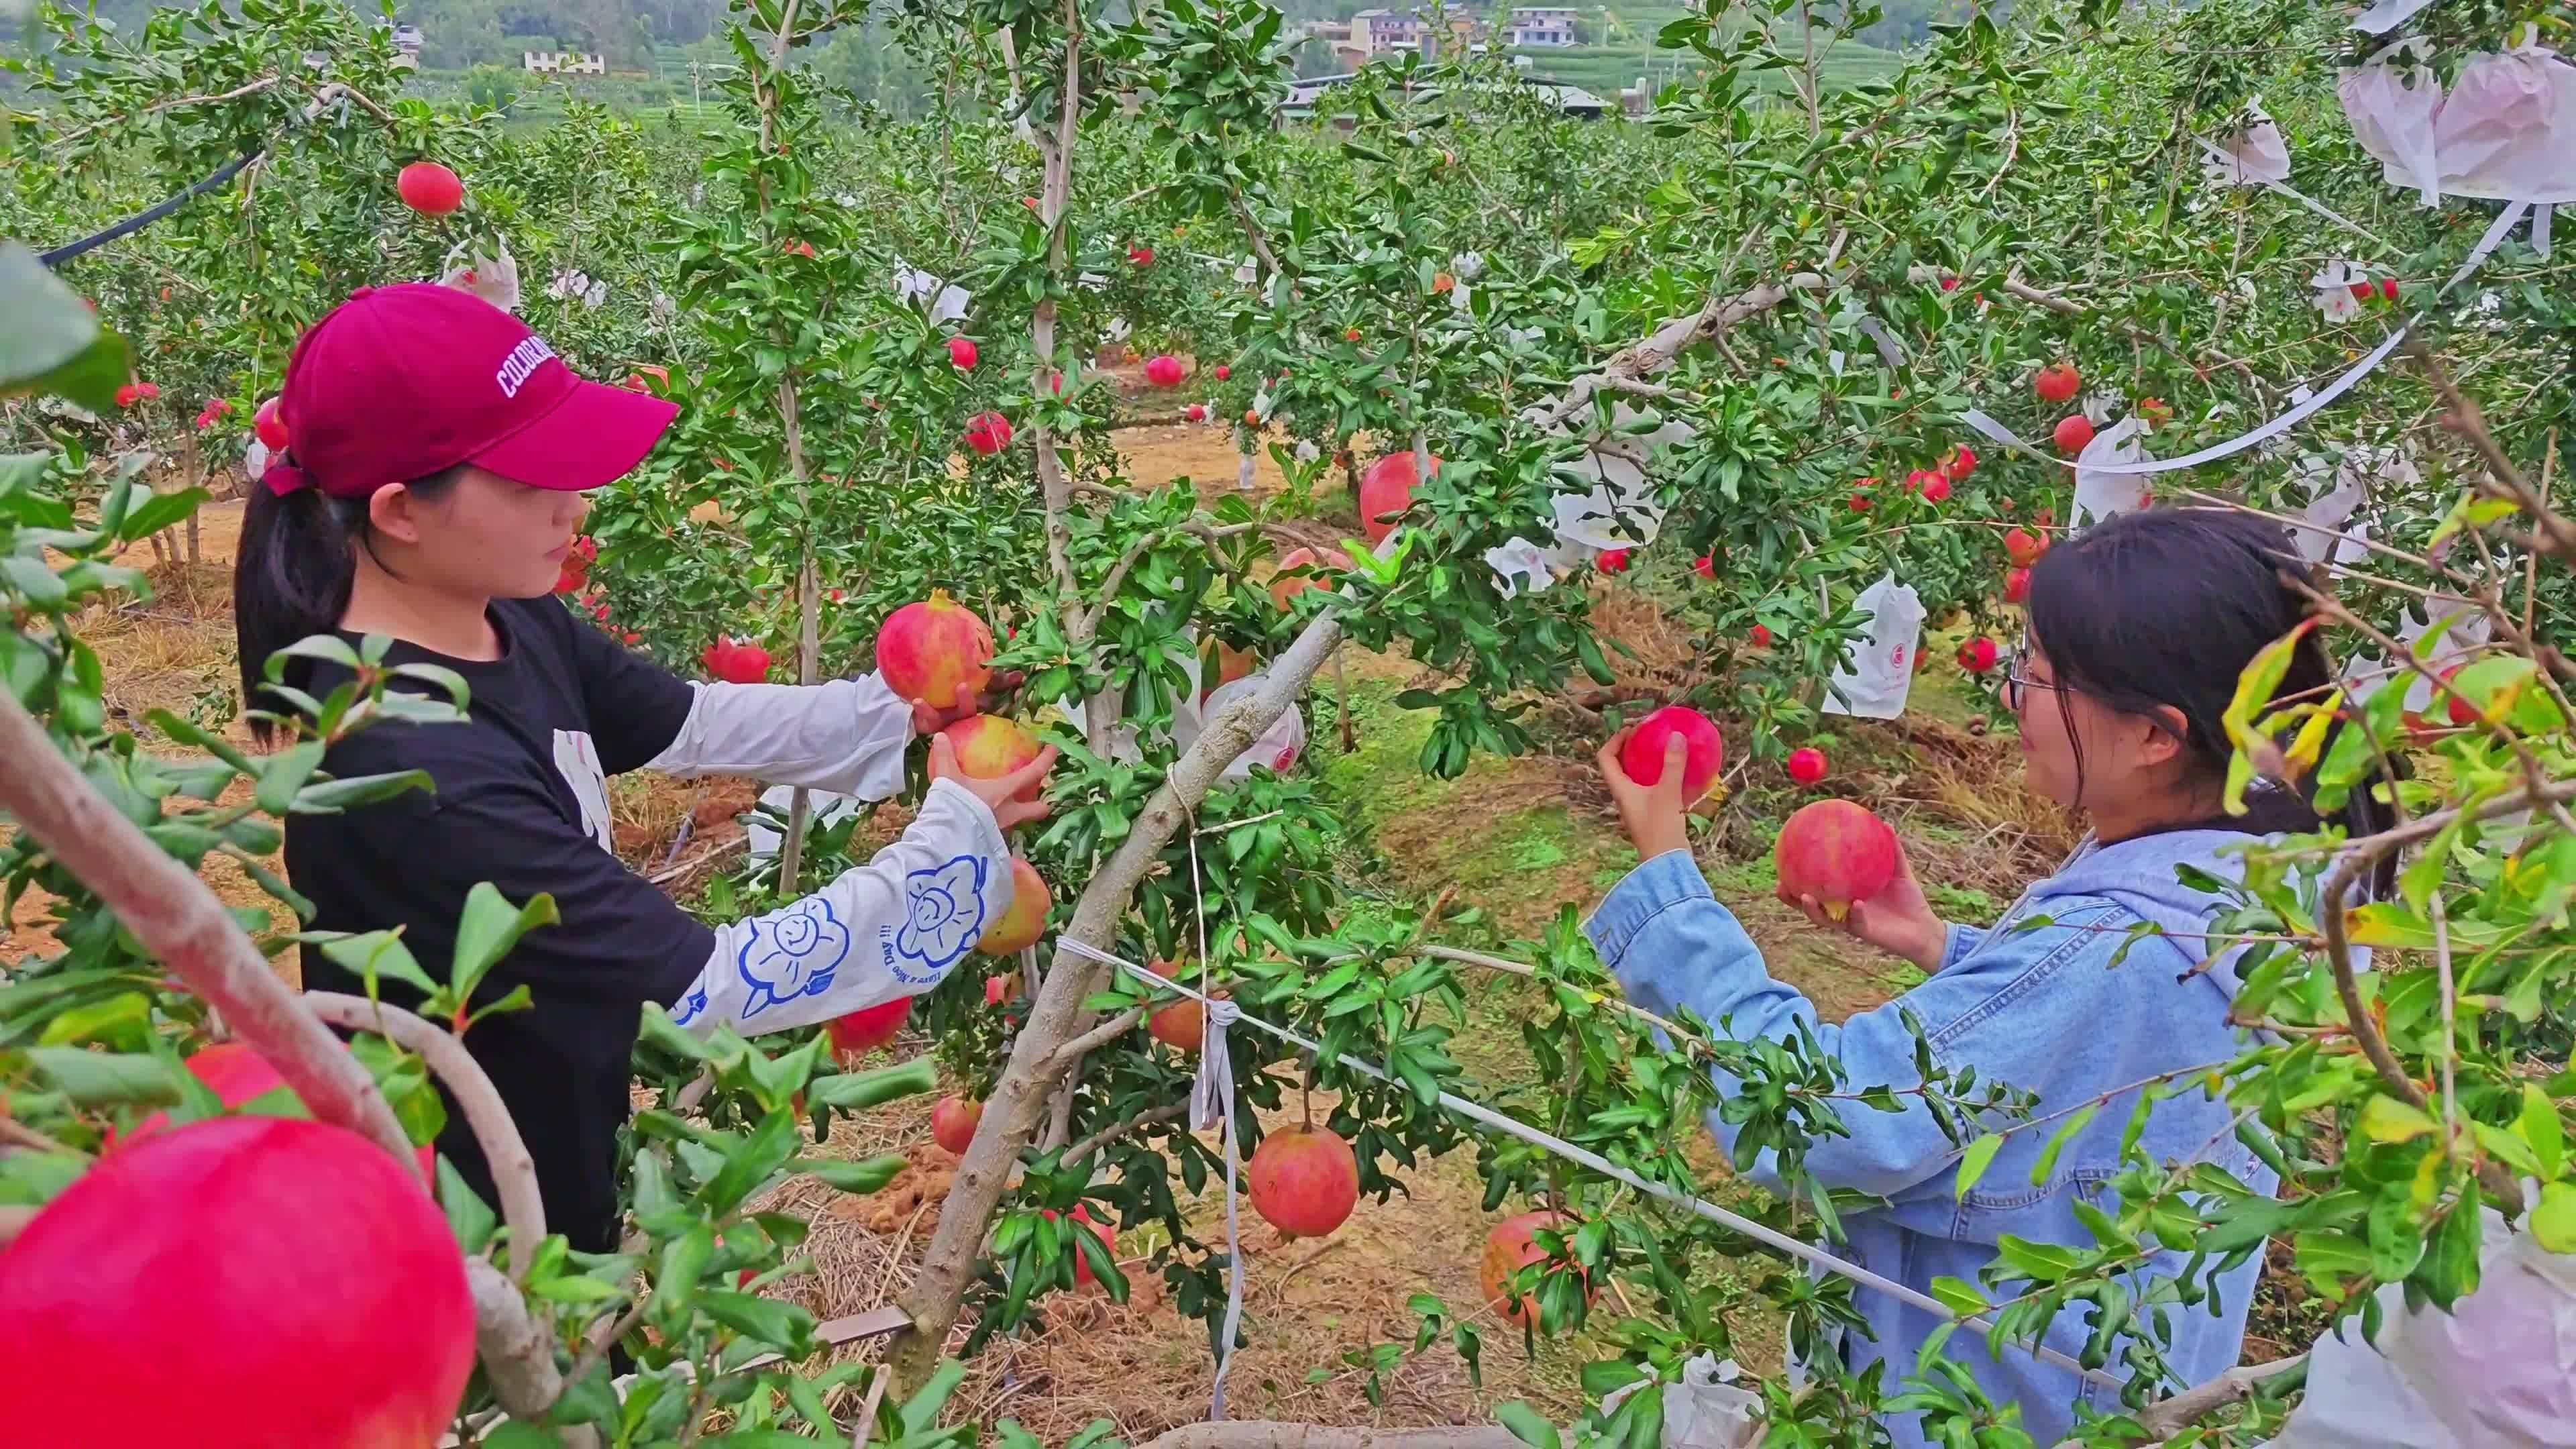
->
xmin=1618 ymin=706 xmax=1725 ymax=801
xmin=1246 ymin=1125 xmax=1360 ymax=1240
xmin=826 ymin=997 xmax=910 ymax=1063
xmin=940 ymin=714 xmax=1046 ymax=803
xmin=975 ymin=857 xmax=1051 ymax=955
xmin=0 ymin=1115 xmax=474 ymax=1448
xmin=1359 ymin=451 xmax=1436 ymax=545
xmin=931 ymin=1095 xmax=983 ymax=1155
xmin=1144 ymin=354 xmax=1184 ymax=388
xmin=877 ymin=590 xmax=996 ymax=711
xmin=2002 ymin=527 xmax=2047 ymax=568
xmin=1481 ymin=1210 xmax=1595 ymax=1330
xmin=1773 ymin=799 xmax=1900 ymax=922
xmin=963 ymin=411 xmax=1013 ymax=456
xmin=2033 ymin=362 xmax=2080 ymax=404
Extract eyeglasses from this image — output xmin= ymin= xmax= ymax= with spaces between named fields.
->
xmin=2000 ymin=642 xmax=2063 ymax=713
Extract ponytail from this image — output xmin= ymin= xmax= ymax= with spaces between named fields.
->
xmin=231 ymin=464 xmax=464 ymax=740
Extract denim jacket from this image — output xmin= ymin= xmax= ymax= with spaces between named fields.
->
xmin=1584 ymin=831 xmax=2280 ymax=1447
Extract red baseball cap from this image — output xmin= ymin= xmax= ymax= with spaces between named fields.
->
xmin=263 ymin=282 xmax=676 ymax=500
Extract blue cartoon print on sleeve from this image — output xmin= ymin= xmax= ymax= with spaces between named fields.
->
xmin=671 ymin=981 xmax=711 ymax=1027
xmin=736 ymin=896 xmax=853 ymax=1020
xmin=891 ymin=854 xmax=987 ymax=984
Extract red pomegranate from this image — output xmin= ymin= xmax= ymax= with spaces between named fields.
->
xmin=1144 ymin=354 xmax=1184 ymax=388
xmin=1268 ymin=547 xmax=1348 ymax=610
xmin=2033 ymin=362 xmax=2080 ymax=404
xmin=1957 ymin=637 xmax=1999 ymax=674
xmin=1481 ymin=1211 xmax=1594 ymax=1330
xmin=1147 ymin=993 xmax=1213 ymax=1054
xmin=2053 ymin=414 xmax=2096 ymax=453
xmin=254 ymin=397 xmax=289 ymax=450
xmin=2002 ymin=566 xmax=2031 ymax=604
xmin=1945 ymin=445 xmax=1977 ymax=480
xmin=0 ymin=1115 xmax=473 ymax=1447
xmin=1359 ymin=451 xmax=1437 ymax=545
xmin=964 ymin=411 xmax=1014 ymax=456
xmin=1246 ymin=1125 xmax=1359 ymax=1240
xmin=702 ymin=637 xmax=771 ymax=684
xmin=1773 ymin=799 xmax=1900 ymax=921
xmin=878 ymin=591 xmax=996 ymax=711
xmin=1786 ymin=747 xmax=1828 ymax=786
xmin=948 ymin=336 xmax=979 ymax=371
xmin=2002 ymin=527 xmax=2047 ymax=568
xmin=939 ymin=714 xmax=1045 ymax=802
xmin=976 ymin=857 xmax=1051 ymax=956
xmin=1618 ymin=706 xmax=1725 ymax=801
xmin=931 ymin=1095 xmax=982 ymax=1155
xmin=826 ymin=997 xmax=911 ymax=1063
xmin=119 ymin=1042 xmax=436 ymax=1185
xmin=396 ymin=160 xmax=464 ymax=216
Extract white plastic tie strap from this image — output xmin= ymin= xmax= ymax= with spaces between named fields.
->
xmin=1960 ymin=201 xmax=2532 ymax=478
xmin=1052 ymin=938 xmax=2123 ymax=1391
xmin=1193 ymin=992 xmax=1247 ymax=1421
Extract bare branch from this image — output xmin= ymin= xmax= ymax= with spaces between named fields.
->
xmin=1065 ymin=1102 xmax=1189 ymax=1165
xmin=468 ymin=1258 xmax=592 ymax=1448
xmin=1046 ymin=1006 xmax=1146 ymax=1071
xmin=2412 ymin=345 xmax=2576 ymax=559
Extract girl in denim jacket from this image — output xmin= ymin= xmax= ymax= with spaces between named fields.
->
xmin=1588 ymin=509 xmax=2382 ymax=1446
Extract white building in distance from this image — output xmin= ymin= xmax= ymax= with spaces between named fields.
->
xmin=523 ymin=51 xmax=607 ymax=74
xmin=1505 ymin=7 xmax=1578 ymax=46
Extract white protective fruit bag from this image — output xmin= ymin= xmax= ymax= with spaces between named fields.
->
xmin=2341 ymin=38 xmax=2576 ymax=256
xmin=2070 ymin=415 xmax=2158 ymax=531
xmin=1183 ymin=674 xmax=1307 ymax=783
xmin=2266 ymin=1209 xmax=2576 ymax=1448
xmin=1821 ymin=573 xmax=1923 ymax=721
xmin=1597 ymin=1354 xmax=1762 ymax=1448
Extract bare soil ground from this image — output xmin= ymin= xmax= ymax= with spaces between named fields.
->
xmin=11 ymin=432 xmax=2083 ymax=1441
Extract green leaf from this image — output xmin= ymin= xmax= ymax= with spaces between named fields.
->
xmin=449 ymin=884 xmax=559 ymax=1002
xmin=804 ymin=1056 xmax=935 ymax=1111
xmin=26 ymin=1047 xmax=177 ymax=1107
xmin=698 ymin=1108 xmax=803 ymax=1217
xmin=2030 ymin=1104 xmax=2096 ymax=1185
xmin=1929 ymin=1275 xmax=1988 ymax=1316
xmin=651 ymin=1224 xmax=716 ymax=1317
xmin=798 ymin=1152 xmax=908 ymax=1194
xmin=289 ymin=769 xmax=434 ymax=814
xmin=2533 ymin=1183 xmax=2576 ymax=1254
xmin=264 ymin=635 xmax=364 ymax=680
xmin=2360 ymin=1094 xmax=2438 ymax=1144
xmin=1953 ymin=1133 xmax=2003 ymax=1198
xmin=696 ymin=1289 xmax=817 ymax=1354
xmin=1494 ymin=1401 xmax=1562 ymax=1449
xmin=117 ymin=487 xmax=208 ymax=543
xmin=482 ymin=1424 xmax=569 ymax=1447
xmin=437 ymin=1155 xmax=498 ymax=1254
xmin=0 ymin=241 xmax=113 ymax=392
xmin=2520 ymin=1084 xmax=2563 ymax=1182
xmin=315 ymin=930 xmax=441 ymax=1000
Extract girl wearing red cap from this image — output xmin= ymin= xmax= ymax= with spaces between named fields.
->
xmin=231 ymin=284 xmax=1052 ymax=1254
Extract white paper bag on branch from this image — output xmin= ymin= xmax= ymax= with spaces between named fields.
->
xmin=2071 ymin=416 xmax=2157 ymax=531
xmin=1821 ymin=574 xmax=1923 ymax=721
xmin=1598 ymin=1354 xmax=1762 ymax=1448
xmin=2268 ymin=1208 xmax=2576 ymax=1448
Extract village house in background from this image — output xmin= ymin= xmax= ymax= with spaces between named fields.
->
xmin=1503 ymin=7 xmax=1580 ymax=46
xmin=1312 ymin=5 xmax=1585 ymax=67
xmin=523 ymin=50 xmax=607 ymax=74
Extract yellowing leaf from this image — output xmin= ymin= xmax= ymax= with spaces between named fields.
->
xmin=2345 ymin=904 xmax=2434 ymax=949
xmin=2221 ymin=621 xmax=2316 ymax=814
xmin=2534 ymin=1183 xmax=2576 ymax=1254
xmin=2360 ymin=1093 xmax=2437 ymax=1144
xmin=2284 ymin=693 xmax=2343 ymax=777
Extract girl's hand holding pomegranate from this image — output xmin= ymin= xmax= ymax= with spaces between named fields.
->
xmin=1595 ymin=729 xmax=1693 ymax=863
xmin=928 ymin=729 xmax=1055 ymax=831
xmin=1783 ymin=837 xmax=1947 ymax=972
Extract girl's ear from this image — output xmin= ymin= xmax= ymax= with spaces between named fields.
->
xmin=366 ymin=482 xmax=421 ymax=545
xmin=2137 ymin=704 xmax=2191 ymax=770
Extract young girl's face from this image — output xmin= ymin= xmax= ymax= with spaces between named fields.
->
xmin=376 ymin=466 xmax=589 ymax=600
xmin=2010 ymin=641 xmax=2171 ymax=812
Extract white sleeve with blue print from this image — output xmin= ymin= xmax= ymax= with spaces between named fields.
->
xmin=665 ymin=778 xmax=1012 ymax=1038
xmin=642 ymin=673 xmax=914 ymax=800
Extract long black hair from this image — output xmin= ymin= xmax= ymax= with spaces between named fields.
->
xmin=2023 ymin=506 xmax=2398 ymax=855
xmin=232 ymin=464 xmax=464 ymax=739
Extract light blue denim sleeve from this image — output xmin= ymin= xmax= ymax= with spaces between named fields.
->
xmin=1585 ymin=851 xmax=2101 ymax=1204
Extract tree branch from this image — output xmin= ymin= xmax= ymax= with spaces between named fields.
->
xmin=2412 ymin=344 xmax=2576 ymax=558
xmin=1065 ymin=1102 xmax=1189 ymax=1165
xmin=303 ymin=992 xmax=547 ymax=1275
xmin=0 ymin=692 xmax=410 ymax=1163
xmin=1046 ymin=1005 xmax=1145 ymax=1071
xmin=468 ymin=1258 xmax=591 ymax=1447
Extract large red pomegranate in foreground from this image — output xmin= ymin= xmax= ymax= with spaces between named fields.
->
xmin=120 ymin=1042 xmax=435 ymax=1184
xmin=1618 ymin=706 xmax=1725 ymax=801
xmin=1773 ymin=798 xmax=1900 ymax=921
xmin=1481 ymin=1210 xmax=1594 ymax=1330
xmin=1246 ymin=1125 xmax=1359 ymax=1240
xmin=827 ymin=996 xmax=911 ymax=1062
xmin=0 ymin=1114 xmax=474 ymax=1447
xmin=941 ymin=714 xmax=1046 ymax=802
xmin=975 ymin=857 xmax=1051 ymax=956
xmin=1358 ymin=451 xmax=1437 ymax=545
xmin=877 ymin=590 xmax=996 ymax=710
